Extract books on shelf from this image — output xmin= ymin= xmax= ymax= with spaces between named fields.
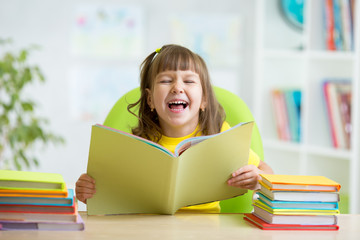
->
xmin=86 ymin=122 xmax=254 ymax=215
xmin=270 ymin=89 xmax=301 ymax=142
xmin=322 ymin=79 xmax=351 ymax=149
xmin=0 ymin=170 xmax=84 ymax=231
xmin=323 ymin=0 xmax=354 ymax=51
xmin=244 ymin=174 xmax=340 ymax=231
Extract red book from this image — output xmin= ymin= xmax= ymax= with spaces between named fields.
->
xmin=324 ymin=0 xmax=336 ymax=50
xmin=323 ymin=81 xmax=339 ymax=148
xmin=0 ymin=199 xmax=76 ymax=214
xmin=271 ymin=89 xmax=291 ymax=141
xmin=244 ymin=213 xmax=339 ymax=231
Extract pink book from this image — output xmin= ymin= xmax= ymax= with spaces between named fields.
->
xmin=0 ymin=212 xmax=84 ymax=231
xmin=244 ymin=213 xmax=339 ymax=231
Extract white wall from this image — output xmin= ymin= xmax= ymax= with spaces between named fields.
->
xmin=0 ymin=0 xmax=256 ymax=209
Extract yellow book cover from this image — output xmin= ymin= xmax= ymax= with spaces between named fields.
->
xmin=260 ymin=174 xmax=341 ymax=192
xmin=0 ymin=170 xmax=67 ymax=194
xmin=86 ymin=122 xmax=254 ymax=215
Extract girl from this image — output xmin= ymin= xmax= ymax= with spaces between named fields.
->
xmin=76 ymin=44 xmax=273 ymax=213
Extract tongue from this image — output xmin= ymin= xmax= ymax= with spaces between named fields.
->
xmin=170 ymin=104 xmax=184 ymax=110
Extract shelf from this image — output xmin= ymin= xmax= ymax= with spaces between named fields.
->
xmin=256 ymin=0 xmax=359 ymax=213
xmin=305 ymin=146 xmax=351 ymax=159
xmin=263 ymin=139 xmax=351 ymax=159
xmin=263 ymin=139 xmax=302 ymax=153
xmin=307 ymin=51 xmax=355 ymax=61
xmin=263 ymin=49 xmax=305 ymax=59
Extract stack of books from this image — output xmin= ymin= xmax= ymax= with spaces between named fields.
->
xmin=244 ymin=174 xmax=341 ymax=231
xmin=0 ymin=170 xmax=84 ymax=231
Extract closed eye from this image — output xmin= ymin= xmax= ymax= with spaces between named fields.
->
xmin=184 ymin=79 xmax=196 ymax=84
xmin=159 ymin=79 xmax=172 ymax=84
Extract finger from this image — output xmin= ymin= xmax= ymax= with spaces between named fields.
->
xmin=76 ymin=186 xmax=96 ymax=194
xmin=228 ymin=172 xmax=261 ymax=188
xmin=76 ymin=193 xmax=93 ymax=204
xmin=76 ymin=180 xmax=96 ymax=189
xmin=77 ymin=192 xmax=94 ymax=199
xmin=229 ymin=170 xmax=259 ymax=183
xmin=228 ymin=179 xmax=260 ymax=190
xmin=232 ymin=165 xmax=257 ymax=177
xmin=228 ymin=176 xmax=256 ymax=187
xmin=79 ymin=173 xmax=96 ymax=183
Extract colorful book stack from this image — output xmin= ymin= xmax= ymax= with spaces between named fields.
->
xmin=244 ymin=174 xmax=341 ymax=231
xmin=0 ymin=170 xmax=84 ymax=231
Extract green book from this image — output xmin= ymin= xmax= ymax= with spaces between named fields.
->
xmin=86 ymin=122 xmax=254 ymax=215
xmin=0 ymin=170 xmax=66 ymax=192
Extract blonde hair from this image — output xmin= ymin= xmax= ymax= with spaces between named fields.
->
xmin=128 ymin=44 xmax=225 ymax=142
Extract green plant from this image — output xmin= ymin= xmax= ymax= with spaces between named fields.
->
xmin=0 ymin=39 xmax=64 ymax=170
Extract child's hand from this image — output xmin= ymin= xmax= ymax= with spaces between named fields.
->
xmin=75 ymin=173 xmax=96 ymax=204
xmin=227 ymin=165 xmax=261 ymax=190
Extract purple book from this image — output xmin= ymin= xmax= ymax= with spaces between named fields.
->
xmin=0 ymin=212 xmax=84 ymax=231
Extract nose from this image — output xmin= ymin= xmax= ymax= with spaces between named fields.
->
xmin=171 ymin=80 xmax=184 ymax=94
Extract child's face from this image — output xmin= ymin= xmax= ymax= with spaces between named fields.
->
xmin=146 ymin=70 xmax=206 ymax=137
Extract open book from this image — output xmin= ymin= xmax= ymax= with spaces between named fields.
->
xmin=86 ymin=121 xmax=254 ymax=215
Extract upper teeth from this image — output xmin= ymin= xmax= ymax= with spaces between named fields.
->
xmin=169 ymin=101 xmax=187 ymax=104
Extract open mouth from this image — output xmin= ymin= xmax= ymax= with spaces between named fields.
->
xmin=168 ymin=100 xmax=189 ymax=111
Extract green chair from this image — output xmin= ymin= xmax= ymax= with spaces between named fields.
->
xmin=103 ymin=86 xmax=264 ymax=213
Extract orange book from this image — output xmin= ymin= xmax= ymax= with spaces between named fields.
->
xmin=260 ymin=174 xmax=341 ymax=192
xmin=0 ymin=189 xmax=68 ymax=198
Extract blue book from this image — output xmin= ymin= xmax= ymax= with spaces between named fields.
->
xmin=284 ymin=90 xmax=302 ymax=142
xmin=333 ymin=0 xmax=344 ymax=50
xmin=257 ymin=193 xmax=339 ymax=210
xmin=0 ymin=189 xmax=74 ymax=206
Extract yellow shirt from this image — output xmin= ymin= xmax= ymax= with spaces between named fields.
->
xmin=158 ymin=122 xmax=260 ymax=213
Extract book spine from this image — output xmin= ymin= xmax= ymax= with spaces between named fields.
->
xmin=284 ymin=90 xmax=301 ymax=142
xmin=323 ymin=80 xmax=351 ymax=149
xmin=338 ymin=91 xmax=351 ymax=148
xmin=340 ymin=0 xmax=353 ymax=50
xmin=271 ymin=90 xmax=291 ymax=141
xmin=165 ymin=157 xmax=179 ymax=214
xmin=323 ymin=81 xmax=339 ymax=147
xmin=333 ymin=0 xmax=344 ymax=50
xmin=325 ymin=0 xmax=337 ymax=50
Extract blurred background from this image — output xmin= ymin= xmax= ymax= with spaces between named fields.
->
xmin=0 ymin=0 xmax=255 ymax=185
xmin=0 ymin=0 xmax=359 ymax=213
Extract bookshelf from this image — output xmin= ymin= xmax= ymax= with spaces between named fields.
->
xmin=253 ymin=0 xmax=359 ymax=213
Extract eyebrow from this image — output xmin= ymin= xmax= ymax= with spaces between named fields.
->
xmin=157 ymin=71 xmax=198 ymax=77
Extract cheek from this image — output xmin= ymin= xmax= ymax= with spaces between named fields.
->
xmin=152 ymin=89 xmax=167 ymax=108
xmin=189 ymin=90 xmax=204 ymax=108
